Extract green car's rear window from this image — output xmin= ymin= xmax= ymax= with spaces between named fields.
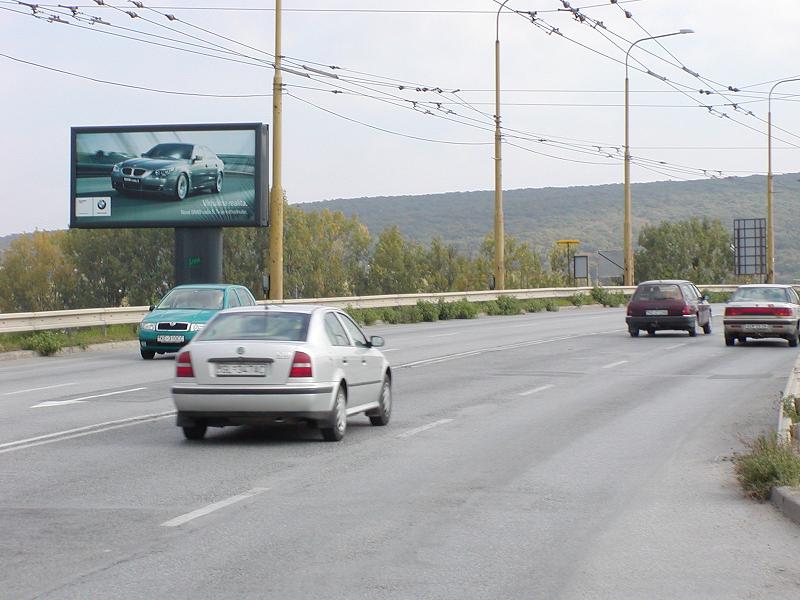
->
xmin=199 ymin=312 xmax=310 ymax=342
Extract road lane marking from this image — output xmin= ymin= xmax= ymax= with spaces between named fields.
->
xmin=663 ymin=343 xmax=687 ymax=350
xmin=30 ymin=386 xmax=147 ymax=408
xmin=382 ymin=348 xmax=399 ymax=352
xmin=0 ymin=409 xmax=175 ymax=455
xmin=3 ymin=382 xmax=78 ymax=396
xmin=161 ymin=488 xmax=270 ymax=528
xmin=602 ymin=360 xmax=629 ymax=369
xmin=429 ymin=332 xmax=460 ymax=338
xmin=397 ymin=330 xmax=623 ymax=370
xmin=396 ymin=419 xmax=453 ymax=439
xmin=519 ymin=384 xmax=555 ymax=397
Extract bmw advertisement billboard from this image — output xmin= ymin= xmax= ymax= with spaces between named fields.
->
xmin=70 ymin=123 xmax=268 ymax=228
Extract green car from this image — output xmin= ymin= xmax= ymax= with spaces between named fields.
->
xmin=138 ymin=284 xmax=257 ymax=360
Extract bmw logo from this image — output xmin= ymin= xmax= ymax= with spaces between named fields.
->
xmin=97 ymin=199 xmax=107 ymax=210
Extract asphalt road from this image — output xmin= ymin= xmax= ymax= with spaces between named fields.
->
xmin=2 ymin=306 xmax=800 ymax=599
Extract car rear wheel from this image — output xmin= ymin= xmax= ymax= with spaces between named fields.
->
xmin=737 ymin=336 xmax=747 ymax=344
xmin=628 ymin=327 xmax=639 ymax=337
xmin=725 ymin=334 xmax=735 ymax=346
xmin=182 ymin=424 xmax=207 ymax=440
xmin=688 ymin=325 xmax=697 ymax=337
xmin=788 ymin=327 xmax=799 ymax=347
xmin=702 ymin=320 xmax=712 ymax=335
xmin=321 ymin=386 xmax=347 ymax=442
xmin=647 ymin=328 xmax=655 ymax=336
xmin=368 ymin=376 xmax=392 ymax=426
xmin=213 ymin=172 xmax=223 ymax=193
xmin=175 ymin=173 xmax=189 ymax=200
xmin=140 ymin=349 xmax=155 ymax=360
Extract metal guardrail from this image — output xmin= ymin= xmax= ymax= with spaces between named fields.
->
xmin=0 ymin=285 xmax=741 ymax=335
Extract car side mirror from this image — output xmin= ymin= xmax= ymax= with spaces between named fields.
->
xmin=369 ymin=335 xmax=385 ymax=348
xmin=702 ymin=295 xmax=709 ymax=302
xmin=148 ymin=305 xmax=155 ymax=311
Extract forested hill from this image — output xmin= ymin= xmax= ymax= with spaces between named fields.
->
xmin=297 ymin=173 xmax=800 ymax=280
xmin=0 ymin=234 xmax=21 ymax=254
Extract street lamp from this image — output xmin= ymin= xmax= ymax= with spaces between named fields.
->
xmin=268 ymin=0 xmax=284 ymax=300
xmin=623 ymin=29 xmax=693 ymax=286
xmin=493 ymin=0 xmax=511 ymax=291
xmin=767 ymin=77 xmax=800 ymax=283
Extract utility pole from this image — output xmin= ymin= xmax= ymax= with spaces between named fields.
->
xmin=493 ymin=0 xmax=510 ymax=291
xmin=268 ymin=0 xmax=284 ymax=300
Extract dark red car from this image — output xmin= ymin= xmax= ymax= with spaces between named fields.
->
xmin=626 ymin=280 xmax=712 ymax=337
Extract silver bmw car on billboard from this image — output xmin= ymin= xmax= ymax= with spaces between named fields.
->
xmin=110 ymin=142 xmax=224 ymax=200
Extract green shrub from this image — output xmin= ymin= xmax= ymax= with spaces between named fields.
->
xmin=438 ymin=299 xmax=455 ymax=320
xmin=702 ymin=290 xmax=732 ymax=303
xmin=399 ymin=304 xmax=423 ymax=323
xmin=496 ymin=295 xmax=521 ymax=315
xmin=784 ymin=395 xmax=800 ymax=424
xmin=544 ymin=299 xmax=560 ymax=312
xmin=381 ymin=307 xmax=402 ymax=324
xmin=417 ymin=300 xmax=439 ymax=322
xmin=525 ymin=299 xmax=546 ymax=313
xmin=590 ymin=286 xmax=627 ymax=307
xmin=452 ymin=299 xmax=478 ymax=319
xmin=348 ymin=307 xmax=380 ymax=326
xmin=22 ymin=331 xmax=64 ymax=356
xmin=569 ymin=293 xmax=588 ymax=307
xmin=482 ymin=300 xmax=502 ymax=316
xmin=735 ymin=433 xmax=800 ymax=501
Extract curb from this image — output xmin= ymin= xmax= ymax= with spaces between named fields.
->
xmin=770 ymin=351 xmax=800 ymax=524
xmin=0 ymin=340 xmax=139 ymax=362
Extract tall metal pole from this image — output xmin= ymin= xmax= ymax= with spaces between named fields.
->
xmin=268 ymin=0 xmax=284 ymax=300
xmin=623 ymin=30 xmax=693 ymax=287
xmin=493 ymin=1 xmax=510 ymax=291
xmin=766 ymin=77 xmax=800 ymax=283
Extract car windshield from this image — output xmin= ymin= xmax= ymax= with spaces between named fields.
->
xmin=143 ymin=144 xmax=193 ymax=160
xmin=633 ymin=284 xmax=682 ymax=301
xmin=198 ymin=312 xmax=310 ymax=342
xmin=157 ymin=288 xmax=223 ymax=310
xmin=731 ymin=287 xmax=791 ymax=303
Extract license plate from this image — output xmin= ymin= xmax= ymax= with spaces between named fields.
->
xmin=743 ymin=324 xmax=770 ymax=330
xmin=215 ymin=363 xmax=268 ymax=377
xmin=124 ymin=177 xmax=138 ymax=183
xmin=157 ymin=334 xmax=184 ymax=343
xmin=645 ymin=309 xmax=668 ymax=316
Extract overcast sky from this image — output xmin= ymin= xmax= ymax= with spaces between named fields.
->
xmin=2 ymin=0 xmax=800 ymax=236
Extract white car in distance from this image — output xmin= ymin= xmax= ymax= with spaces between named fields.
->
xmin=172 ymin=305 xmax=392 ymax=441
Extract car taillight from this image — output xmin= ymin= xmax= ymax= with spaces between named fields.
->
xmin=176 ymin=350 xmax=194 ymax=377
xmin=289 ymin=351 xmax=312 ymax=378
xmin=682 ymin=304 xmax=693 ymax=315
xmin=626 ymin=304 xmax=632 ymax=316
xmin=773 ymin=307 xmax=793 ymax=317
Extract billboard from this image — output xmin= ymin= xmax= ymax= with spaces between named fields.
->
xmin=733 ymin=218 xmax=766 ymax=276
xmin=70 ymin=123 xmax=268 ymax=228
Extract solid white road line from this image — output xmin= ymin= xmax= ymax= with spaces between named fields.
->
xmin=0 ymin=409 xmax=175 ymax=455
xmin=518 ymin=384 xmax=555 ymax=397
xmin=429 ymin=332 xmax=460 ymax=338
xmin=663 ymin=343 xmax=687 ymax=350
xmin=396 ymin=419 xmax=453 ymax=439
xmin=30 ymin=386 xmax=147 ymax=408
xmin=602 ymin=360 xmax=629 ymax=369
xmin=161 ymin=488 xmax=270 ymax=528
xmin=3 ymin=382 xmax=78 ymax=396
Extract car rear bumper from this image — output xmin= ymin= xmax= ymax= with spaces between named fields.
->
xmin=171 ymin=384 xmax=336 ymax=417
xmin=626 ymin=315 xmax=696 ymax=331
xmin=723 ymin=319 xmax=796 ymax=337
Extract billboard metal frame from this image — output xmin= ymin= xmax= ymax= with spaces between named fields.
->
xmin=733 ymin=218 xmax=766 ymax=277
xmin=70 ymin=122 xmax=269 ymax=229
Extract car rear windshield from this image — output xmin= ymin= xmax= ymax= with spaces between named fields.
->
xmin=198 ymin=312 xmax=310 ymax=342
xmin=158 ymin=289 xmax=223 ymax=310
xmin=633 ymin=284 xmax=682 ymax=301
xmin=730 ymin=287 xmax=791 ymax=303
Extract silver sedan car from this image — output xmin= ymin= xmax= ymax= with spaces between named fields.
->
xmin=171 ymin=305 xmax=392 ymax=441
xmin=723 ymin=284 xmax=800 ymax=346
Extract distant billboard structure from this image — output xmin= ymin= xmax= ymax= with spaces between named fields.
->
xmin=597 ymin=250 xmax=624 ymax=283
xmin=70 ymin=123 xmax=268 ymax=229
xmin=733 ymin=218 xmax=766 ymax=277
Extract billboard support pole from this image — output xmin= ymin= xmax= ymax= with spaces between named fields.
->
xmin=268 ymin=0 xmax=284 ymax=300
xmin=175 ymin=228 xmax=223 ymax=286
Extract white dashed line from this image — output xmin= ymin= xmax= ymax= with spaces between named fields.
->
xmin=396 ymin=419 xmax=453 ymax=439
xmin=601 ymin=360 xmax=629 ymax=369
xmin=30 ymin=386 xmax=147 ymax=408
xmin=663 ymin=343 xmax=687 ymax=350
xmin=429 ymin=332 xmax=460 ymax=338
xmin=518 ymin=384 xmax=555 ymax=397
xmin=161 ymin=488 xmax=270 ymax=527
xmin=3 ymin=382 xmax=78 ymax=396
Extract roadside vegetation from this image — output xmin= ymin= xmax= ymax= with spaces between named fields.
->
xmin=0 ymin=324 xmax=139 ymax=355
xmin=735 ymin=432 xmax=800 ymax=501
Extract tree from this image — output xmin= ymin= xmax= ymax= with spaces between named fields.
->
xmin=367 ymin=226 xmax=426 ymax=294
xmin=634 ymin=217 xmax=733 ymax=284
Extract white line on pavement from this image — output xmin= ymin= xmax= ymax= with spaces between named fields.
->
xmin=30 ymin=386 xmax=147 ymax=408
xmin=382 ymin=348 xmax=399 ymax=352
xmin=429 ymin=332 xmax=460 ymax=338
xmin=0 ymin=409 xmax=175 ymax=455
xmin=161 ymin=488 xmax=270 ymax=527
xmin=519 ymin=384 xmax=555 ymax=397
xmin=3 ymin=382 xmax=78 ymax=396
xmin=396 ymin=419 xmax=453 ymax=439
xmin=663 ymin=343 xmax=687 ymax=350
xmin=602 ymin=360 xmax=629 ymax=369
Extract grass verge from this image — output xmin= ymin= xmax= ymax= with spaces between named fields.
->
xmin=0 ymin=324 xmax=139 ymax=356
xmin=735 ymin=432 xmax=800 ymax=501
